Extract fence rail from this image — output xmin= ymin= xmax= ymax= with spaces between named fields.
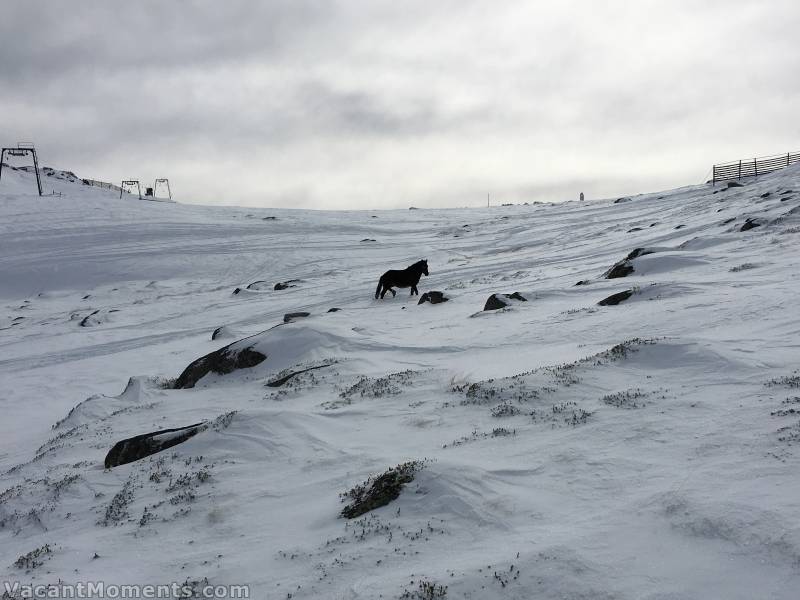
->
xmin=713 ymin=151 xmax=800 ymax=184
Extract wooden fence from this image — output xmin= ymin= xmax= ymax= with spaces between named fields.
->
xmin=713 ymin=151 xmax=800 ymax=184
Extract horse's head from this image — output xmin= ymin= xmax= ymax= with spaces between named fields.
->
xmin=420 ymin=259 xmax=429 ymax=276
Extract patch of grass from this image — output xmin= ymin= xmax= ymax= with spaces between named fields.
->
xmin=14 ymin=543 xmax=52 ymax=570
xmin=400 ymin=580 xmax=448 ymax=599
xmin=766 ymin=373 xmax=800 ymax=389
xmin=99 ymin=479 xmax=134 ymax=526
xmin=730 ymin=263 xmax=759 ymax=272
xmin=601 ymin=388 xmax=647 ymax=409
xmin=339 ymin=460 xmax=424 ymax=519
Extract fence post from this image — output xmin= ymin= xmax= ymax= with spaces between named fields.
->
xmin=738 ymin=160 xmax=741 ymax=180
xmin=789 ymin=152 xmax=791 ymax=166
xmin=712 ymin=165 xmax=715 ymax=187
xmin=754 ymin=158 xmax=758 ymax=178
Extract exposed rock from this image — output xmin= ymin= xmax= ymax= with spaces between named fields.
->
xmin=418 ymin=291 xmax=449 ymax=305
xmin=211 ymin=326 xmax=234 ymax=341
xmin=175 ymin=343 xmax=266 ymax=389
xmin=740 ymin=218 xmax=762 ymax=232
xmin=232 ymin=287 xmax=241 ymax=295
xmin=274 ymin=280 xmax=299 ymax=291
xmin=575 ymin=280 xmax=590 ymax=286
xmin=603 ymin=248 xmax=656 ymax=280
xmin=627 ymin=227 xmax=643 ymax=233
xmin=649 ymin=222 xmax=658 ymax=227
xmin=262 ymin=216 xmax=278 ymax=220
xmin=727 ymin=181 xmax=744 ymax=188
xmin=615 ymin=197 xmax=631 ymax=204
xmin=483 ymin=292 xmax=527 ymax=311
xmin=104 ymin=422 xmax=208 ymax=468
xmin=625 ymin=247 xmax=655 ymax=260
xmin=360 ymin=238 xmax=377 ymax=242
xmin=266 ymin=364 xmax=332 ymax=387
xmin=340 ymin=461 xmax=423 ymax=519
xmin=327 ymin=307 xmax=341 ymax=313
xmin=761 ymin=192 xmax=771 ymax=198
xmin=246 ymin=281 xmax=273 ymax=291
xmin=598 ymin=289 xmax=634 ymax=306
xmin=284 ymin=311 xmax=310 ymax=323
xmin=79 ymin=310 xmax=100 ymax=327
xmin=674 ymin=224 xmax=686 ymax=229
xmin=605 ymin=262 xmax=634 ymax=279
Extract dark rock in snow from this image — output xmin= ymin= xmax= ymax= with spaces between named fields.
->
xmin=232 ymin=287 xmax=242 ymax=295
xmin=615 ymin=197 xmax=631 ymax=204
xmin=340 ymin=461 xmax=423 ymax=519
xmin=175 ymin=343 xmax=266 ymax=389
xmin=674 ymin=224 xmax=686 ymax=229
xmin=484 ymin=292 xmax=527 ymax=311
xmin=740 ymin=218 xmax=762 ymax=232
xmin=274 ymin=280 xmax=299 ymax=291
xmin=761 ymin=192 xmax=771 ymax=198
xmin=649 ymin=222 xmax=658 ymax=227
xmin=627 ymin=227 xmax=643 ymax=232
xmin=266 ymin=364 xmax=331 ymax=387
xmin=722 ymin=217 xmax=736 ymax=225
xmin=211 ymin=326 xmax=233 ymax=340
xmin=79 ymin=310 xmax=100 ymax=327
xmin=598 ymin=289 xmax=634 ymax=306
xmin=327 ymin=307 xmax=341 ymax=313
xmin=605 ymin=262 xmax=635 ymax=279
xmin=104 ymin=422 xmax=208 ymax=468
xmin=625 ymin=248 xmax=655 ymax=260
xmin=246 ymin=281 xmax=271 ymax=290
xmin=418 ymin=291 xmax=449 ymax=305
xmin=575 ymin=280 xmax=590 ymax=286
xmin=727 ymin=181 xmax=744 ymax=188
xmin=360 ymin=238 xmax=377 ymax=242
xmin=262 ymin=216 xmax=278 ymax=220
xmin=284 ymin=311 xmax=311 ymax=323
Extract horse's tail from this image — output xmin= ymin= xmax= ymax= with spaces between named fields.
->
xmin=375 ymin=277 xmax=383 ymax=299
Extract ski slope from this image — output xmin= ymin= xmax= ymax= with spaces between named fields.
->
xmin=1 ymin=163 xmax=800 ymax=599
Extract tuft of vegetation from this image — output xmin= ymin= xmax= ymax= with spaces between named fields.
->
xmin=400 ymin=580 xmax=448 ymax=599
xmin=339 ymin=460 xmax=424 ymax=519
xmin=601 ymin=388 xmax=647 ymax=409
xmin=729 ymin=263 xmax=759 ymax=272
xmin=491 ymin=402 xmax=522 ymax=417
xmin=100 ymin=480 xmax=134 ymax=526
xmin=14 ymin=544 xmax=52 ymax=570
xmin=766 ymin=373 xmax=800 ymax=389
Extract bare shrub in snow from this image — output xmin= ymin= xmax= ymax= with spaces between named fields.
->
xmin=339 ymin=460 xmax=424 ymax=519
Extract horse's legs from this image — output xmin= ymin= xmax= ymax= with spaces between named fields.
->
xmin=391 ymin=288 xmax=396 ymax=297
xmin=380 ymin=286 xmax=388 ymax=299
xmin=411 ymin=285 xmax=418 ymax=296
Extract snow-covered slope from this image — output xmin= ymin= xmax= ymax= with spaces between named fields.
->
xmin=1 ymin=165 xmax=800 ymax=599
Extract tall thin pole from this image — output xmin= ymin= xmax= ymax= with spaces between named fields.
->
xmin=31 ymin=149 xmax=43 ymax=196
xmin=487 ymin=193 xmax=490 ymax=208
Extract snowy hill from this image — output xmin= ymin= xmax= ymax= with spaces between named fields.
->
xmin=1 ymin=165 xmax=800 ymax=599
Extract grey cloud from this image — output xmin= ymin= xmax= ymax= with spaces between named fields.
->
xmin=1 ymin=0 xmax=799 ymax=208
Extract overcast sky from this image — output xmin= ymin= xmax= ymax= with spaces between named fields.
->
xmin=1 ymin=1 xmax=798 ymax=209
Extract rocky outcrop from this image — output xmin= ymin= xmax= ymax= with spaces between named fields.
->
xmin=484 ymin=292 xmax=527 ymax=311
xmin=175 ymin=343 xmax=266 ymax=389
xmin=104 ymin=422 xmax=208 ymax=468
xmin=740 ymin=218 xmax=762 ymax=232
xmin=418 ymin=291 xmax=449 ymax=305
xmin=598 ymin=289 xmax=634 ymax=306
xmin=603 ymin=247 xmax=657 ymax=279
xmin=283 ymin=312 xmax=310 ymax=323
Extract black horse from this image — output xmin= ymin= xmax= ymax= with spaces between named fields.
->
xmin=375 ymin=259 xmax=429 ymax=299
